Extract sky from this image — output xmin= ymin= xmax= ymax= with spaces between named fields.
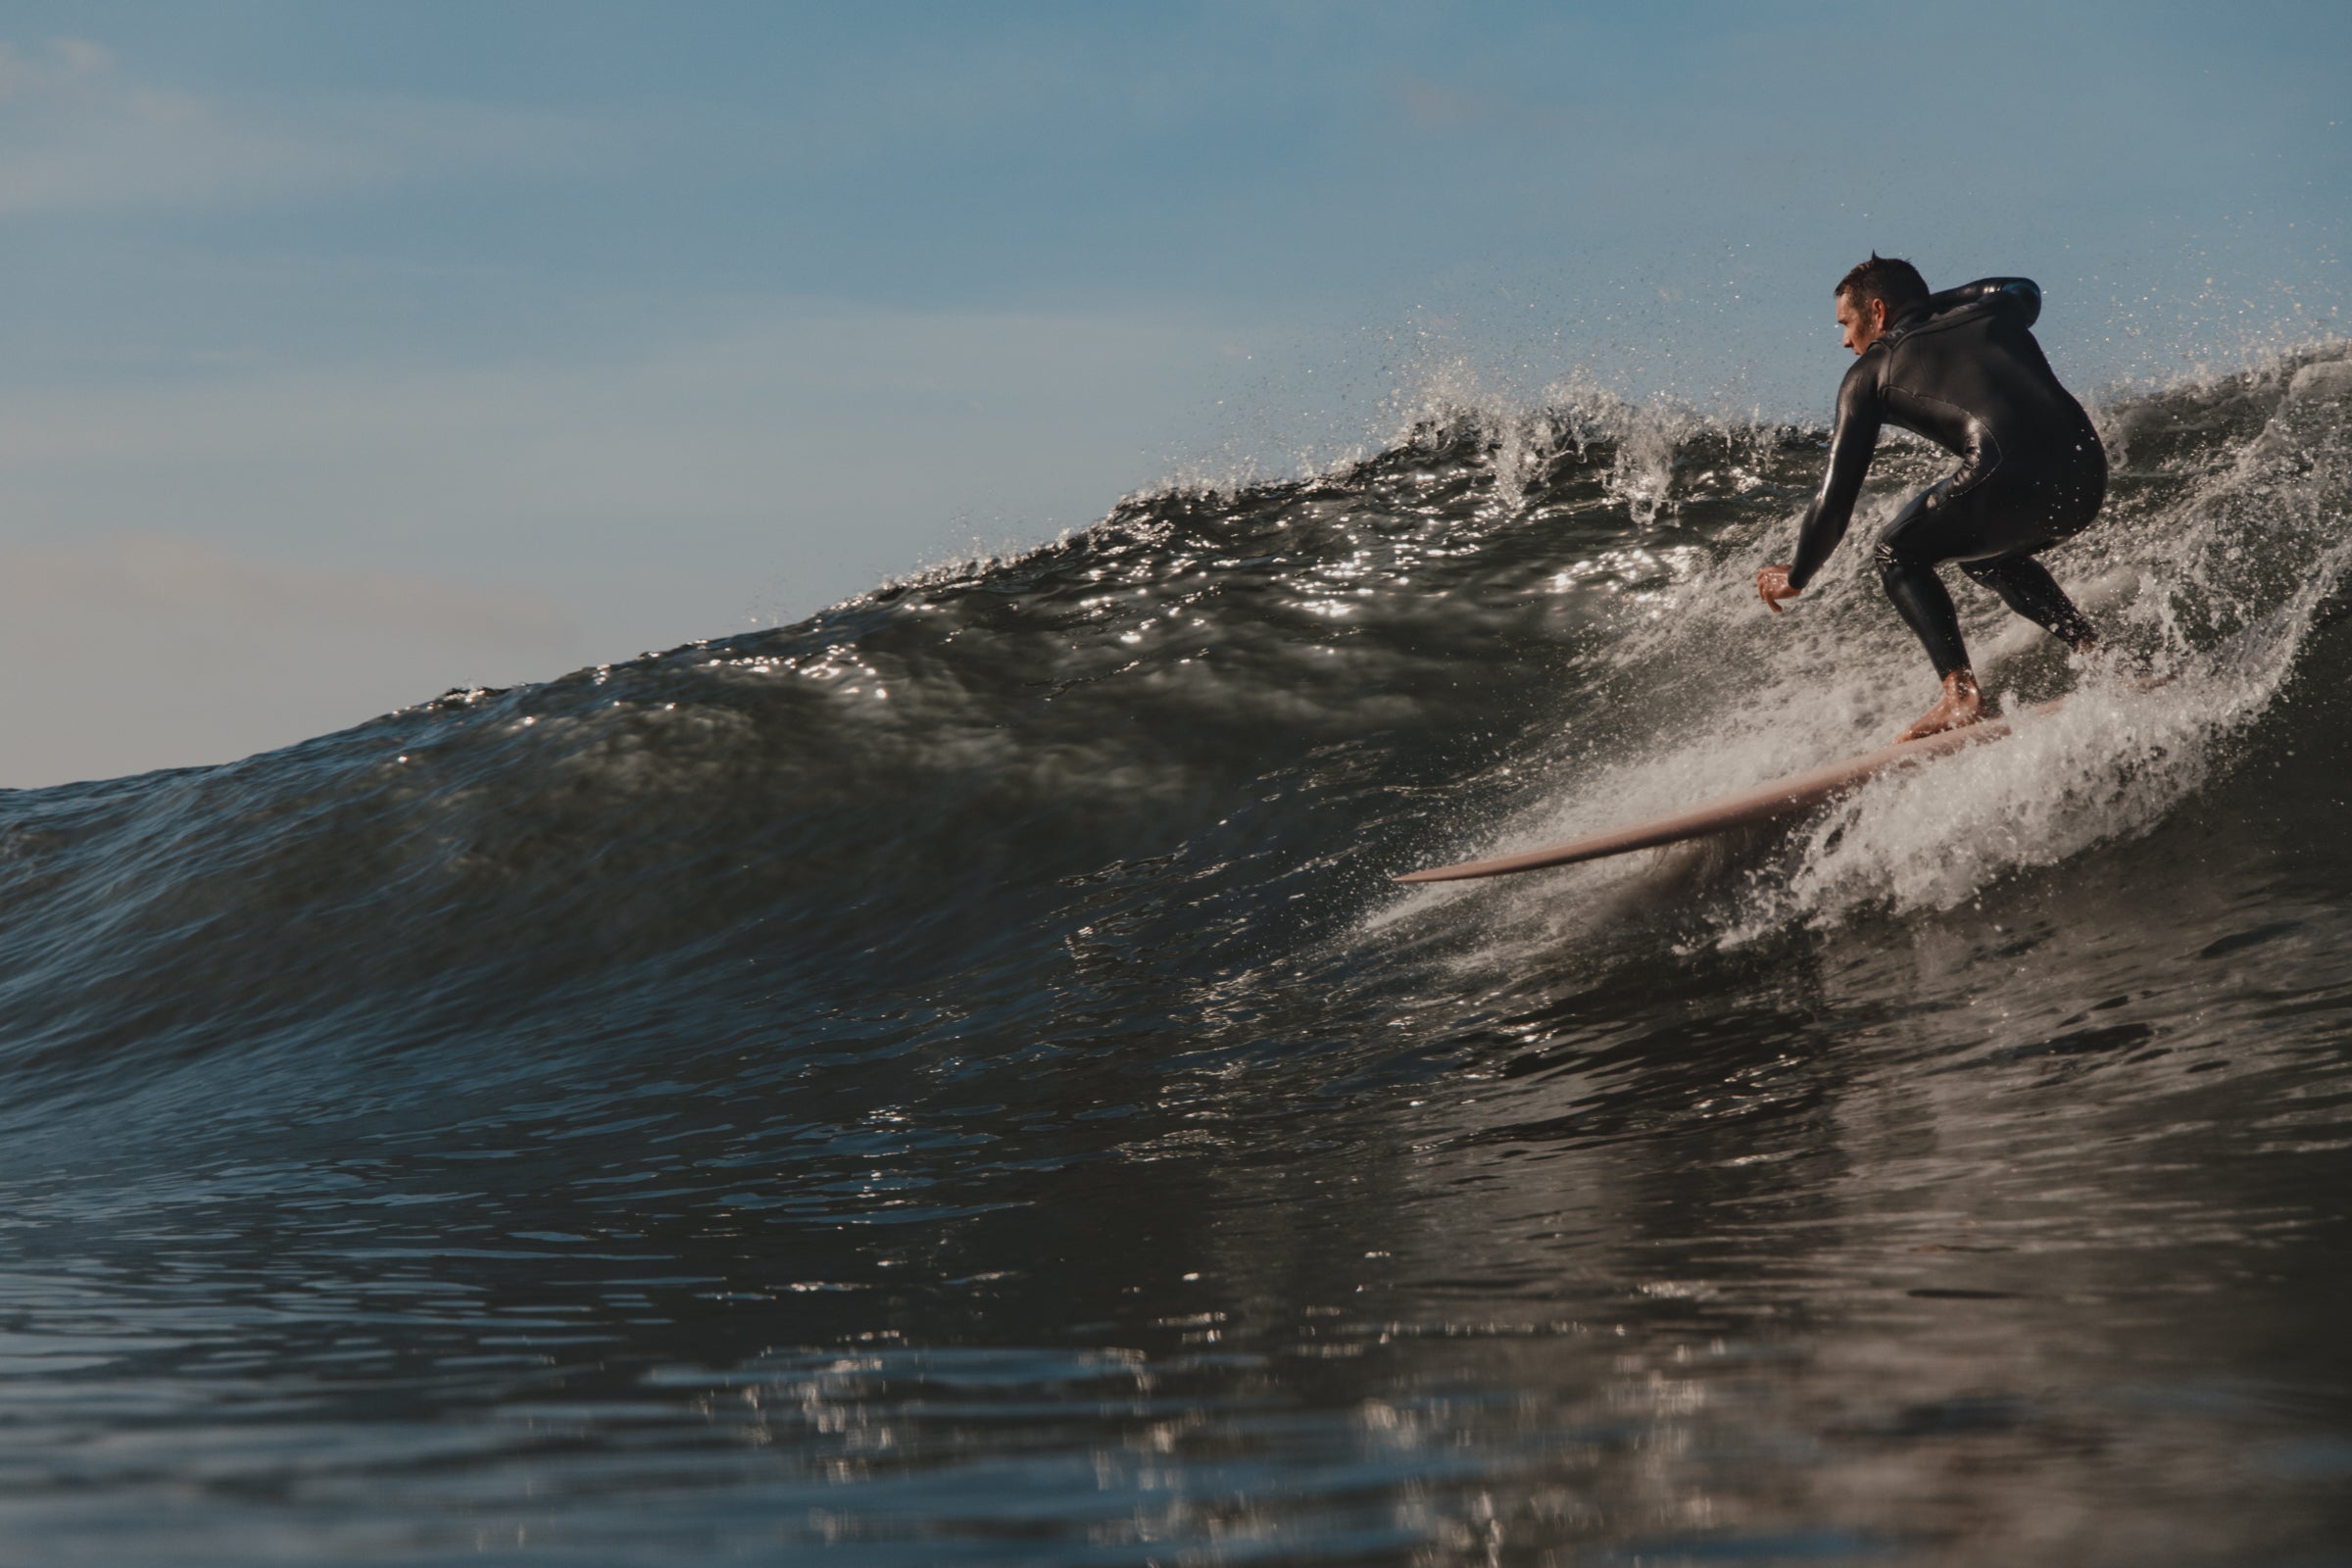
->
xmin=0 ymin=0 xmax=2343 ymax=785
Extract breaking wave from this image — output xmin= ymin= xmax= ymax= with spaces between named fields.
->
xmin=0 ymin=341 xmax=2347 ymax=1565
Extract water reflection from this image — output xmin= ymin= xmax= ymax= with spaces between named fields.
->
xmin=5 ymin=831 xmax=2349 ymax=1564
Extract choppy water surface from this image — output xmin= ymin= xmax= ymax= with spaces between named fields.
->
xmin=3 ymin=349 xmax=2350 ymax=1564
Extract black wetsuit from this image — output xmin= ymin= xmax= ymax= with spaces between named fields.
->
xmin=1786 ymin=277 xmax=2106 ymax=676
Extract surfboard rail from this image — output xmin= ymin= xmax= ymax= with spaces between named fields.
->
xmin=1395 ymin=713 xmax=2034 ymax=884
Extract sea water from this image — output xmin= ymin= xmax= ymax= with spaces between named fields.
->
xmin=0 ymin=349 xmax=2348 ymax=1564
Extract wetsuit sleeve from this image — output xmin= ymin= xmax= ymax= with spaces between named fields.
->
xmin=1923 ymin=276 xmax=2041 ymax=327
xmin=1787 ymin=355 xmax=1883 ymax=591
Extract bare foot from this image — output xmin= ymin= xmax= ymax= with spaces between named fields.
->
xmin=1896 ymin=670 xmax=1984 ymax=743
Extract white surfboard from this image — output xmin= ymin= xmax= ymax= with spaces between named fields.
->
xmin=1396 ymin=709 xmax=2049 ymax=885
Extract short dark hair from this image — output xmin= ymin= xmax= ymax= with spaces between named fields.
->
xmin=1837 ymin=253 xmax=1930 ymax=317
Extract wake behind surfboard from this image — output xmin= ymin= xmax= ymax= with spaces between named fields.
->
xmin=1396 ymin=708 xmax=2054 ymax=884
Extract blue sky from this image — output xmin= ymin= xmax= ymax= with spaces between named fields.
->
xmin=0 ymin=1 xmax=2343 ymax=783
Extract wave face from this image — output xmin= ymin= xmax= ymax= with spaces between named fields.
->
xmin=3 ymin=346 xmax=2351 ymax=1564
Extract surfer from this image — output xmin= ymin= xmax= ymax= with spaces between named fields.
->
xmin=1754 ymin=255 xmax=2107 ymax=741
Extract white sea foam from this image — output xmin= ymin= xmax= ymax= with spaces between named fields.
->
xmin=1385 ymin=344 xmax=2352 ymax=956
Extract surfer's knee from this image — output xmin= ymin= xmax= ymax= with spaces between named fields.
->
xmin=1873 ymin=537 xmax=1926 ymax=584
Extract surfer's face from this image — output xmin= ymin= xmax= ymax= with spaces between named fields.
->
xmin=1837 ymin=291 xmax=1886 ymax=356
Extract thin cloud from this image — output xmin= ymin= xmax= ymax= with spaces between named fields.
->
xmin=0 ymin=34 xmax=623 ymax=216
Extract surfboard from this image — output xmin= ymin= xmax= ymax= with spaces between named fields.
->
xmin=1396 ymin=709 xmax=2049 ymax=884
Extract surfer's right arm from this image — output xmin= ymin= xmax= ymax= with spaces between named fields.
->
xmin=1783 ymin=353 xmax=1885 ymax=593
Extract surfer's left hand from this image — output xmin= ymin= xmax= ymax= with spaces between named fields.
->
xmin=1756 ymin=564 xmax=1800 ymax=614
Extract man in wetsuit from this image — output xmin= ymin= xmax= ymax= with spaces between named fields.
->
xmin=1756 ymin=255 xmax=2107 ymax=741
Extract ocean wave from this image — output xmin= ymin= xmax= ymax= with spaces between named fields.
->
xmin=4 ymin=342 xmax=2352 ymax=1567
xmin=0 ymin=344 xmax=2346 ymax=1138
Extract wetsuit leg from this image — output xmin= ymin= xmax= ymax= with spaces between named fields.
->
xmin=1873 ymin=473 xmax=2100 ymax=675
xmin=1956 ymin=552 xmax=2097 ymax=647
xmin=1872 ymin=480 xmax=1975 ymax=678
